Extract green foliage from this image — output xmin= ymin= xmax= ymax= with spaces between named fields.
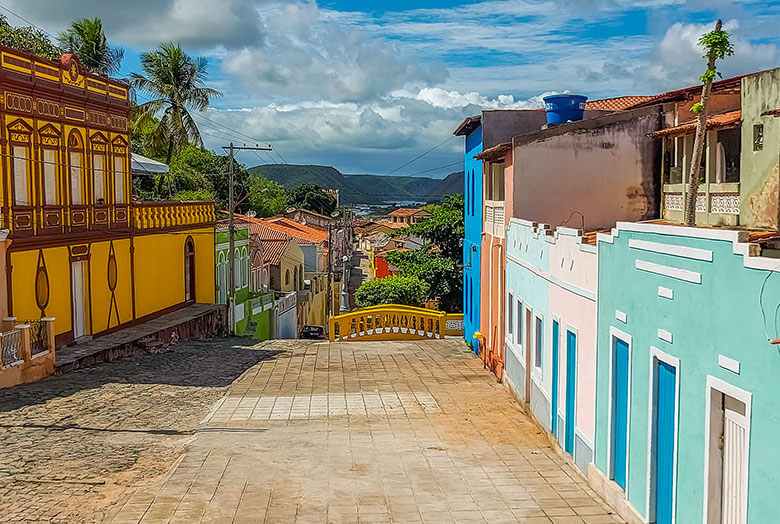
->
xmin=287 ymin=183 xmax=337 ymax=216
xmin=384 ymin=249 xmax=462 ymax=312
xmin=0 ymin=15 xmax=63 ymax=60
xmin=691 ymin=102 xmax=704 ymax=114
xmin=131 ymin=42 xmax=222 ymax=170
xmin=697 ymin=21 xmax=734 ymax=85
xmin=173 ymin=189 xmax=214 ymax=201
xmin=248 ymin=176 xmax=287 ymax=217
xmin=399 ymin=194 xmax=465 ymax=259
xmin=57 ymin=18 xmax=123 ymax=76
xmin=354 ymin=275 xmax=430 ymax=308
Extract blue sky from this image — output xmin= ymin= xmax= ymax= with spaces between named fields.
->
xmin=4 ymin=0 xmax=780 ymax=177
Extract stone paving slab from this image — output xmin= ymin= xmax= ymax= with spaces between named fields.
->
xmin=107 ymin=340 xmax=625 ymax=524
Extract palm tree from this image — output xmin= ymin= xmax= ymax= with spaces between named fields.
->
xmin=131 ymin=43 xmax=222 ymax=194
xmin=57 ymin=18 xmax=123 ymax=76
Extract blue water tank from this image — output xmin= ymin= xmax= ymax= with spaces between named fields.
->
xmin=543 ymin=94 xmax=588 ymax=125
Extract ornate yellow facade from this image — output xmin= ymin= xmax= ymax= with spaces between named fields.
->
xmin=0 ymin=47 xmax=216 ymax=347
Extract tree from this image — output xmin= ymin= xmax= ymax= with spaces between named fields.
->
xmin=399 ymin=194 xmax=465 ymax=259
xmin=382 ymin=194 xmax=465 ymax=312
xmin=287 ymin=184 xmax=337 ymax=216
xmin=684 ymin=20 xmax=734 ymax=226
xmin=385 ymin=249 xmax=462 ymax=312
xmin=0 ymin=15 xmax=62 ymax=60
xmin=131 ymin=42 xmax=222 ymax=194
xmin=57 ymin=18 xmax=123 ymax=76
xmin=354 ymin=275 xmax=430 ymax=308
xmin=248 ymin=176 xmax=287 ymax=217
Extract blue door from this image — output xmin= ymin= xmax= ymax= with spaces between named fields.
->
xmin=565 ymin=330 xmax=577 ymax=454
xmin=551 ymin=321 xmax=559 ymax=437
xmin=612 ymin=338 xmax=629 ymax=490
xmin=655 ymin=360 xmax=676 ymax=524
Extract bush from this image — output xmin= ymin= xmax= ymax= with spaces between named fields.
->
xmin=354 ymin=275 xmax=430 ymax=308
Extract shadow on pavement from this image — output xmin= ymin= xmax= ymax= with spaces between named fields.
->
xmin=0 ymin=336 xmax=284 ymax=414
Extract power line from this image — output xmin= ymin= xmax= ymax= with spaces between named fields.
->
xmin=0 ymin=4 xmax=57 ymax=40
xmin=385 ymin=135 xmax=455 ymax=176
xmin=403 ymin=160 xmax=462 ymax=178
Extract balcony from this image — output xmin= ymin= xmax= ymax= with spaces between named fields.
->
xmin=132 ymin=201 xmax=216 ymax=231
xmin=1 ymin=200 xmax=215 ymax=239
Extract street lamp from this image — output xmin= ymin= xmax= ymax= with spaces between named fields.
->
xmin=339 ymin=255 xmax=350 ymax=312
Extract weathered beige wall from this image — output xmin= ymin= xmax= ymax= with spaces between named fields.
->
xmin=511 ymin=107 xmax=661 ymax=230
xmin=740 ymin=68 xmax=780 ymax=229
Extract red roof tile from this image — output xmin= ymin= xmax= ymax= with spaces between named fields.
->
xmin=261 ymin=216 xmax=329 ymax=244
xmin=585 ymin=96 xmax=656 ymax=111
xmin=388 ymin=207 xmax=429 ymax=217
xmin=648 ymin=110 xmax=741 ymax=138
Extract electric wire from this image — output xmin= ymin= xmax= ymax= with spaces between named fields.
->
xmin=385 ymin=135 xmax=455 ymax=176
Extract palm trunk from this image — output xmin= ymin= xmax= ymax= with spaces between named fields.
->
xmin=684 ymin=21 xmax=721 ymax=227
xmin=159 ymin=135 xmax=174 ymax=197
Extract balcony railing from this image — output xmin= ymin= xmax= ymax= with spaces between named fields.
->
xmin=1 ymin=317 xmax=55 ymax=389
xmin=132 ymin=201 xmax=216 ymax=231
xmin=3 ymin=200 xmax=215 ymax=238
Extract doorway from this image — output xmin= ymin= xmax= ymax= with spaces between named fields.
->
xmin=184 ymin=238 xmax=195 ymax=303
xmin=565 ymin=330 xmax=577 ymax=455
xmin=611 ymin=336 xmax=630 ymax=490
xmin=651 ymin=356 xmax=678 ymax=524
xmin=71 ymin=260 xmax=88 ymax=339
xmin=705 ymin=379 xmax=750 ymax=524
xmin=525 ymin=308 xmax=532 ymax=402
xmin=551 ymin=319 xmax=559 ymax=438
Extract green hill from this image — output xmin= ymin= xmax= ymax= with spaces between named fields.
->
xmin=248 ymin=164 xmax=463 ymax=205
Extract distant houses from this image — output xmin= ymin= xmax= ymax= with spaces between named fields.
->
xmin=456 ymin=69 xmax=780 ymax=523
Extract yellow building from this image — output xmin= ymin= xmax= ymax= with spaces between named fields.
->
xmin=0 ymin=48 xmax=215 ymax=348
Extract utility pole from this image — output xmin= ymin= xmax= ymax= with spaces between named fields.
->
xmin=223 ymin=142 xmax=272 ymax=334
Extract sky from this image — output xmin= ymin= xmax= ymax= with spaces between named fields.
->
xmin=2 ymin=0 xmax=780 ymax=177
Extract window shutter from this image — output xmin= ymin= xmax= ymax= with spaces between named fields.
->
xmin=43 ymin=149 xmax=57 ymax=205
xmin=70 ymin=152 xmax=82 ymax=205
xmin=114 ymin=156 xmax=125 ymax=204
xmin=13 ymin=145 xmax=28 ymax=205
xmin=93 ymin=154 xmax=104 ymax=202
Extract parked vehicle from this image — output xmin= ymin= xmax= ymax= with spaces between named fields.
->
xmin=299 ymin=325 xmax=325 ymax=339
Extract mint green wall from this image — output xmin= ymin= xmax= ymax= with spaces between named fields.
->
xmin=253 ymin=308 xmax=272 ymax=340
xmin=595 ymin=225 xmax=780 ymax=522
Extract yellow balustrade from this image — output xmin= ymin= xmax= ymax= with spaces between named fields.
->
xmin=328 ymin=304 xmax=449 ymax=342
xmin=131 ymin=201 xmax=216 ymax=231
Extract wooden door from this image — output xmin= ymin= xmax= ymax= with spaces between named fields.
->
xmin=551 ymin=320 xmax=559 ymax=437
xmin=654 ymin=360 xmax=676 ymax=524
xmin=565 ymin=330 xmax=577 ymax=455
xmin=721 ymin=396 xmax=748 ymax=524
xmin=612 ymin=338 xmax=629 ymax=490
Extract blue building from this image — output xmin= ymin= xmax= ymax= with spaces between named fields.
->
xmin=454 ymin=110 xmax=551 ymax=351
xmin=454 ymin=116 xmax=482 ymax=350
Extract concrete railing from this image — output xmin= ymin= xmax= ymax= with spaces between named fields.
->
xmin=132 ymin=201 xmax=216 ymax=230
xmin=0 ymin=317 xmax=55 ymax=389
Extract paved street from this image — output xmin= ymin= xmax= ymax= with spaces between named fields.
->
xmin=1 ymin=338 xmax=622 ymax=523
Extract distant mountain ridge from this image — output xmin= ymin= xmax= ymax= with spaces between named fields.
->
xmin=248 ymin=164 xmax=463 ymax=205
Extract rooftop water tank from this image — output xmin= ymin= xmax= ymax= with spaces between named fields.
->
xmin=543 ymin=94 xmax=588 ymax=125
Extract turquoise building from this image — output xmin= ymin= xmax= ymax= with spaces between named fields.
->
xmin=592 ymin=221 xmax=780 ymax=524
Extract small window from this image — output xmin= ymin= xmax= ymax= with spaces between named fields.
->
xmin=12 ymin=145 xmax=29 ymax=205
xmin=753 ymin=124 xmax=764 ymax=151
xmin=114 ymin=156 xmax=126 ymax=204
xmin=93 ymin=153 xmax=105 ymax=203
xmin=535 ymin=316 xmax=543 ymax=369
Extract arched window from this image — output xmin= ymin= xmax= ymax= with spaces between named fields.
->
xmin=8 ymin=119 xmax=33 ymax=206
xmin=68 ymin=131 xmax=86 ymax=206
xmin=90 ymin=133 xmax=109 ymax=204
xmin=39 ymin=125 xmax=61 ymax=207
xmin=293 ymin=269 xmax=298 ymax=290
xmin=263 ymin=269 xmax=269 ymax=290
xmin=241 ymin=247 xmax=248 ymax=288
xmin=285 ymin=269 xmax=291 ymax=287
xmin=234 ymin=249 xmax=241 ymax=290
xmin=111 ymin=136 xmax=128 ymax=204
xmin=184 ymin=237 xmax=195 ymax=302
xmin=217 ymin=252 xmax=227 ymax=304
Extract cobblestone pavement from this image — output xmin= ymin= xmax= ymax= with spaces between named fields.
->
xmin=107 ymin=339 xmax=624 ymax=524
xmin=0 ymin=337 xmax=286 ymax=523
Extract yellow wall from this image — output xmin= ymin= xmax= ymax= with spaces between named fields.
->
xmin=280 ymin=241 xmax=305 ymax=293
xmin=89 ymin=239 xmax=133 ymax=333
xmin=133 ymin=227 xmax=214 ymax=319
xmin=10 ymin=246 xmax=72 ymax=336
